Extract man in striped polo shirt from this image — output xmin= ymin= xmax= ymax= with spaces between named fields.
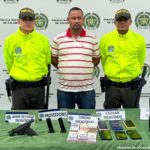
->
xmin=52 ymin=7 xmax=100 ymax=109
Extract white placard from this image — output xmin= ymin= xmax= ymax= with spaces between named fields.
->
xmin=5 ymin=112 xmax=35 ymax=124
xmin=96 ymin=109 xmax=126 ymax=120
xmin=140 ymin=108 xmax=150 ymax=120
xmin=68 ymin=114 xmax=98 ymax=125
xmin=38 ymin=109 xmax=67 ymax=120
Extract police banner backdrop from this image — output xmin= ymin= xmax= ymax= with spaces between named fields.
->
xmin=0 ymin=0 xmax=150 ymax=109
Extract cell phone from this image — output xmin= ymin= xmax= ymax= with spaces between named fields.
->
xmin=98 ymin=121 xmax=109 ymax=130
xmin=114 ymin=131 xmax=128 ymax=140
xmin=123 ymin=120 xmax=136 ymax=129
xmin=110 ymin=120 xmax=123 ymax=131
xmin=99 ymin=130 xmax=112 ymax=140
xmin=126 ymin=130 xmax=142 ymax=140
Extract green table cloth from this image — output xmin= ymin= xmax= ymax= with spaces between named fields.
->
xmin=0 ymin=109 xmax=150 ymax=150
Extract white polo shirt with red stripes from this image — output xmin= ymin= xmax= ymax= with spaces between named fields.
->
xmin=52 ymin=28 xmax=100 ymax=92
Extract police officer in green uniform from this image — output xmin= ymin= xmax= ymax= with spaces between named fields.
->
xmin=4 ymin=8 xmax=51 ymax=109
xmin=100 ymin=9 xmax=146 ymax=108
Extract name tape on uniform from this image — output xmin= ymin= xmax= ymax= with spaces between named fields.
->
xmin=38 ymin=109 xmax=68 ymax=120
xmin=5 ymin=112 xmax=35 ymax=124
xmin=96 ymin=109 xmax=126 ymax=120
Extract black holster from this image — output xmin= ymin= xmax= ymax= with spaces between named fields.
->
xmin=45 ymin=76 xmax=51 ymax=86
xmin=100 ymin=77 xmax=110 ymax=93
xmin=5 ymin=78 xmax=16 ymax=97
xmin=130 ymin=78 xmax=146 ymax=90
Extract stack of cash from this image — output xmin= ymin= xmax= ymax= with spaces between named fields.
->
xmin=77 ymin=130 xmax=88 ymax=143
xmin=70 ymin=123 xmax=79 ymax=132
xmin=87 ymin=132 xmax=97 ymax=144
xmin=88 ymin=123 xmax=97 ymax=133
xmin=67 ymin=123 xmax=97 ymax=144
xmin=67 ymin=123 xmax=79 ymax=143
xmin=67 ymin=131 xmax=78 ymax=143
xmin=87 ymin=124 xmax=97 ymax=144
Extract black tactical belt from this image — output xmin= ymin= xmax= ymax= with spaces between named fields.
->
xmin=11 ymin=77 xmax=46 ymax=88
xmin=109 ymin=80 xmax=133 ymax=88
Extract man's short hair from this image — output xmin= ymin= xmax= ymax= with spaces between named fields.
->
xmin=68 ymin=7 xmax=84 ymax=16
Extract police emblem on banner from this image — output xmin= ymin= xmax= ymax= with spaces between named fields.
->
xmin=56 ymin=0 xmax=72 ymax=4
xmin=93 ymin=66 xmax=100 ymax=78
xmin=135 ymin=12 xmax=150 ymax=29
xmin=15 ymin=47 xmax=22 ymax=54
xmin=110 ymin=0 xmax=125 ymax=3
xmin=35 ymin=13 xmax=49 ymax=30
xmin=108 ymin=45 xmax=114 ymax=52
xmin=84 ymin=13 xmax=100 ymax=30
xmin=3 ymin=0 xmax=19 ymax=3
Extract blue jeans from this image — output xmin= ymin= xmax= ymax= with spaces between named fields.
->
xmin=57 ymin=89 xmax=95 ymax=109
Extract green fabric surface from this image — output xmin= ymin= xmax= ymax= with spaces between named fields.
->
xmin=0 ymin=109 xmax=150 ymax=150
